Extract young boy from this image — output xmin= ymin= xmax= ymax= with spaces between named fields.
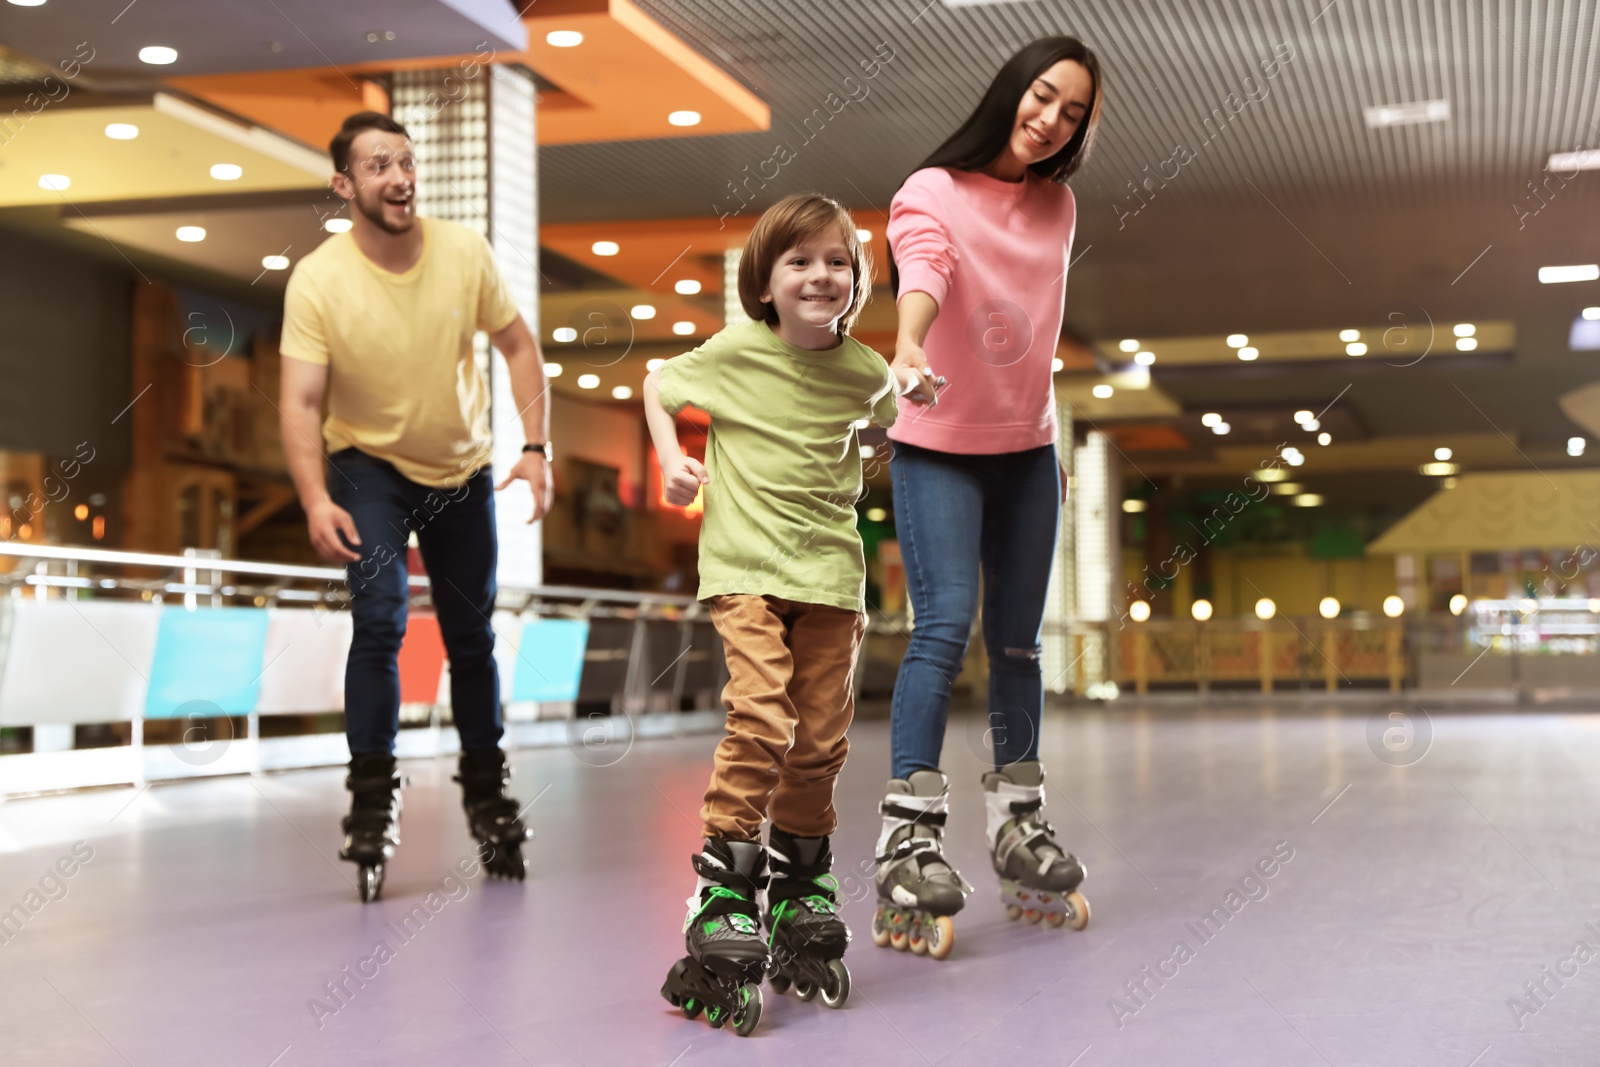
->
xmin=647 ymin=193 xmax=919 ymax=1035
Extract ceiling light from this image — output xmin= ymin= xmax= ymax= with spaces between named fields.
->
xmin=1317 ymin=596 xmax=1341 ymax=619
xmin=668 ymin=111 xmax=702 ymax=127
xmin=591 ymin=241 xmax=619 ymax=256
xmin=672 ymin=321 xmax=695 ymax=336
xmin=866 ymin=507 xmax=888 ymax=522
xmin=210 ymin=163 xmax=242 ymax=181
xmin=545 ymin=362 xmax=563 ymax=377
xmin=1363 ymin=98 xmax=1449 ymax=127
xmin=577 ymin=374 xmax=600 ymax=389
xmin=1382 ymin=595 xmax=1405 ymax=618
xmin=1540 ymin=264 xmax=1600 ymax=284
xmin=1257 ymin=467 xmax=1287 ymax=483
xmin=1129 ymin=600 xmax=1152 ymax=622
xmin=547 ymin=30 xmax=583 ymax=47
xmin=1201 ymin=412 xmax=1221 ymax=426
xmin=1548 ymin=149 xmax=1600 ymax=172
xmin=646 ymin=358 xmax=666 ymax=372
xmin=104 ymin=123 xmax=139 ymax=140
xmin=1285 ymin=451 xmax=1304 ymax=466
xmin=1453 ymin=323 xmax=1476 ymax=337
xmin=1273 ymin=482 xmax=1302 ymax=495
xmin=175 ymin=226 xmax=206 ymax=242
xmin=1303 ymin=418 xmax=1321 ymax=432
xmin=1191 ymin=599 xmax=1213 ymax=622
xmin=1293 ymin=409 xmax=1313 ymax=424
xmin=1317 ymin=429 xmax=1332 ymax=443
xmin=1346 ymin=341 xmax=1367 ymax=356
xmin=1569 ymin=437 xmax=1586 ymax=457
xmin=324 ymin=218 xmax=352 ymax=233
xmin=1255 ymin=598 xmax=1276 ymax=620
xmin=552 ymin=327 xmax=577 ymax=343
xmin=1226 ymin=334 xmax=1248 ymax=348
xmin=631 ymin=304 xmax=656 ymax=320
xmin=139 ymin=45 xmax=178 ymax=65
xmin=1134 ymin=350 xmax=1155 ymax=366
xmin=1122 ymin=500 xmax=1147 ymax=513
xmin=1434 ymin=447 xmax=1452 ymax=461
xmin=1339 ymin=329 xmax=1360 ymax=342
xmin=1296 ymin=493 xmax=1324 ymax=508
xmin=856 ymin=229 xmax=872 ymax=241
xmin=1051 ymin=358 xmax=1065 ymax=373
xmin=1420 ymin=461 xmax=1459 ymax=476
xmin=861 ymin=444 xmax=876 ymax=458
xmin=1092 ymin=384 xmax=1114 ymax=399
xmin=1119 ymin=339 xmax=1140 ymax=352
xmin=1238 ymin=346 xmax=1259 ymax=361
xmin=1584 ymin=307 xmax=1600 ymax=321
xmin=37 ymin=174 xmax=69 ymax=191
xmin=1213 ymin=422 xmax=1231 ymax=435
xmin=675 ymin=279 xmax=701 ymax=295
xmin=611 ymin=385 xmax=633 ymax=400
xmin=1456 ymin=337 xmax=1477 ymax=351
xmin=1449 ymin=593 xmax=1469 ymax=616
xmin=260 ymin=255 xmax=289 ymax=270
xmin=7 ymin=0 xmax=48 ymax=6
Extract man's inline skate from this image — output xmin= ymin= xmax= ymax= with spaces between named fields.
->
xmin=454 ymin=748 xmax=532 ymax=880
xmin=872 ymin=769 xmax=972 ymax=960
xmin=340 ymin=752 xmax=404 ymax=903
xmin=983 ymin=760 xmax=1089 ymax=930
xmin=660 ymin=838 xmax=768 ymax=1036
xmin=764 ymin=828 xmax=850 ymax=1007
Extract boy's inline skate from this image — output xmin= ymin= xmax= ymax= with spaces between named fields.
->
xmin=764 ymin=828 xmax=850 ymax=1007
xmin=454 ymin=747 xmax=532 ymax=880
xmin=983 ymin=760 xmax=1089 ymax=930
xmin=340 ymin=752 xmax=404 ymax=903
xmin=661 ymin=838 xmax=768 ymax=1036
xmin=872 ymin=769 xmax=972 ymax=960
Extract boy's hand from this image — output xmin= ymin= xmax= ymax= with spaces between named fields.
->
xmin=664 ymin=455 xmax=708 ymax=506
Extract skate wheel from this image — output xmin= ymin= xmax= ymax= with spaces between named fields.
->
xmin=889 ymin=928 xmax=909 ymax=951
xmin=1045 ymin=911 xmax=1066 ymax=928
xmin=871 ymin=906 xmax=892 ymax=947
xmin=681 ymin=996 xmax=702 ymax=1020
xmin=1024 ymin=908 xmax=1043 ymax=925
xmin=357 ymin=864 xmax=383 ymax=903
xmin=1065 ymin=890 xmax=1091 ymax=931
xmin=909 ymin=921 xmax=929 ymax=956
xmin=1004 ymin=904 xmax=1022 ymax=921
xmin=926 ymin=915 xmax=956 ymax=961
xmin=821 ymin=959 xmax=850 ymax=1008
xmin=732 ymin=984 xmax=763 ymax=1037
xmin=794 ymin=979 xmax=817 ymax=1002
xmin=768 ymin=974 xmax=791 ymax=995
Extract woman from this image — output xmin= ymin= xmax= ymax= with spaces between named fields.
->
xmin=870 ymin=37 xmax=1102 ymax=960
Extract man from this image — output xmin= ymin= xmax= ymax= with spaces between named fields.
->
xmin=279 ymin=111 xmax=553 ymax=901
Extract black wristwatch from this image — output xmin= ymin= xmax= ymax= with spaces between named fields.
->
xmin=522 ymin=442 xmax=551 ymax=459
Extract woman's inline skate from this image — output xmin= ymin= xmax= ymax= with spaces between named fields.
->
xmin=454 ymin=747 xmax=532 ymax=880
xmin=660 ymin=838 xmax=768 ymax=1036
xmin=340 ymin=752 xmax=404 ymax=903
xmin=872 ymin=769 xmax=972 ymax=960
xmin=983 ymin=760 xmax=1089 ymax=930
xmin=764 ymin=828 xmax=850 ymax=1007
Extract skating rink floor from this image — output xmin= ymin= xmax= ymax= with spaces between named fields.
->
xmin=4 ymin=701 xmax=1600 ymax=1066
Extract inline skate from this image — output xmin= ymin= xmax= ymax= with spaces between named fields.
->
xmin=454 ymin=747 xmax=532 ymax=880
xmin=660 ymin=838 xmax=767 ymax=1036
xmin=340 ymin=752 xmax=403 ymax=903
xmin=872 ymin=769 xmax=972 ymax=960
xmin=983 ymin=760 xmax=1089 ymax=930
xmin=764 ymin=828 xmax=850 ymax=1007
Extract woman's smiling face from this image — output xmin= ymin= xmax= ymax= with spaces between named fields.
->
xmin=1007 ymin=59 xmax=1094 ymax=168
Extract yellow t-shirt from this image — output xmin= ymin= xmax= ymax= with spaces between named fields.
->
xmin=279 ymin=217 xmax=519 ymax=488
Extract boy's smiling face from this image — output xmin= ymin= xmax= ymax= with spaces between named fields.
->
xmin=761 ymin=227 xmax=854 ymax=346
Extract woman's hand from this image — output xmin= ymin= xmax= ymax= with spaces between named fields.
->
xmin=663 ymin=454 xmax=708 ymax=506
xmin=891 ymin=342 xmax=942 ymax=406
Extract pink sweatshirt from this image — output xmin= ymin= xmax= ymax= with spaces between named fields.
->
xmin=887 ymin=166 xmax=1076 ymax=454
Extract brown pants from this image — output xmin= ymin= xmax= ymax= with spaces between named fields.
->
xmin=700 ymin=595 xmax=866 ymax=841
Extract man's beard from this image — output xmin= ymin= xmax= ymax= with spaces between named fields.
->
xmin=355 ymin=188 xmax=413 ymax=235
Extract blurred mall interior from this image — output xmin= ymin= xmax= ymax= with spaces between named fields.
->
xmin=2 ymin=2 xmax=1600 ymax=1065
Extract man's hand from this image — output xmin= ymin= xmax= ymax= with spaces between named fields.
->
xmin=496 ymin=452 xmax=554 ymax=523
xmin=307 ymin=499 xmax=362 ymax=563
xmin=663 ymin=454 xmax=708 ymax=507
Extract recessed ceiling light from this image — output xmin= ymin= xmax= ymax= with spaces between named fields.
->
xmin=1092 ymin=384 xmax=1114 ymax=399
xmin=324 ymin=218 xmax=352 ymax=233
xmin=1284 ymin=451 xmax=1304 ymax=466
xmin=1257 ymin=467 xmax=1287 ymax=482
xmin=260 ymin=255 xmax=289 ymax=270
xmin=1363 ymin=98 xmax=1449 ymax=128
xmin=1212 ymin=421 xmax=1231 ymax=435
xmin=866 ymin=507 xmax=888 ymax=522
xmin=545 ymin=362 xmax=564 ymax=377
xmin=1547 ymin=149 xmax=1600 ymax=173
xmin=1119 ymin=339 xmax=1140 ymax=352
xmin=675 ymin=279 xmax=701 ymax=295
xmin=1226 ymin=333 xmax=1248 ymax=348
xmin=1134 ymin=350 xmax=1155 ymax=366
xmin=1420 ymin=461 xmax=1459 ymax=476
xmin=547 ymin=30 xmax=583 ymax=47
xmin=552 ymin=327 xmax=577 ymax=343
xmin=860 ymin=444 xmax=877 ymax=459
xmin=139 ymin=46 xmax=178 ymax=65
xmin=1584 ymin=307 xmax=1600 ymax=320
xmin=1540 ymin=264 xmax=1600 ymax=284
xmin=1346 ymin=341 xmax=1367 ymax=356
xmin=856 ymin=228 xmax=872 ymax=241
xmin=1051 ymin=357 xmax=1065 ymax=372
xmin=1303 ymin=418 xmax=1321 ymax=431
xmin=1338 ymin=329 xmax=1360 ymax=342
xmin=1317 ymin=432 xmax=1331 ymax=446
xmin=1570 ymin=437 xmax=1587 ymax=457
xmin=1453 ymin=323 xmax=1476 ymax=337
xmin=1122 ymin=500 xmax=1147 ymax=513
xmin=646 ymin=358 xmax=665 ymax=371
xmin=631 ymin=304 xmax=656 ymax=320
xmin=104 ymin=123 xmax=139 ymax=140
xmin=591 ymin=241 xmax=619 ymax=256
xmin=1201 ymin=412 xmax=1221 ymax=426
xmin=7 ymin=0 xmax=49 ymax=6
xmin=1294 ymin=493 xmax=1324 ymax=507
xmin=611 ymin=385 xmax=633 ymax=400
xmin=668 ymin=110 xmax=701 ymax=127
xmin=1273 ymin=482 xmax=1302 ymax=495
xmin=37 ymin=174 xmax=69 ymax=191
xmin=1456 ymin=337 xmax=1478 ymax=351
xmin=175 ymin=226 xmax=206 ymax=242
xmin=672 ymin=321 xmax=695 ymax=336
xmin=1434 ymin=447 xmax=1452 ymax=461
xmin=577 ymin=373 xmax=600 ymax=389
xmin=210 ymin=163 xmax=242 ymax=181
xmin=1293 ymin=410 xmax=1313 ymax=424
xmin=1238 ymin=346 xmax=1259 ymax=361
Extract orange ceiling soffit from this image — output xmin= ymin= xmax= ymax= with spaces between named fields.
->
xmin=542 ymin=216 xmax=755 ymax=293
xmin=167 ymin=70 xmax=379 ymax=157
xmin=519 ymin=0 xmax=769 ymax=144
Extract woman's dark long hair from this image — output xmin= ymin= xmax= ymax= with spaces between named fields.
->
xmin=889 ymin=37 xmax=1102 ymax=294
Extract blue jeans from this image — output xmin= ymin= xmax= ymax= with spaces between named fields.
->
xmin=330 ymin=448 xmax=502 ymax=756
xmin=888 ymin=441 xmax=1060 ymax=778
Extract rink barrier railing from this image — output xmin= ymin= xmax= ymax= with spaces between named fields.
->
xmin=0 ymin=543 xmax=730 ymax=796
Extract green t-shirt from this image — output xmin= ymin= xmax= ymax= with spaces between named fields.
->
xmin=656 ymin=320 xmax=899 ymax=612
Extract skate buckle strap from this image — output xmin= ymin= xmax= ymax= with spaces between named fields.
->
xmin=878 ymin=801 xmax=948 ymax=827
xmin=995 ymin=815 xmax=1062 ymax=874
xmin=1009 ymin=796 xmax=1044 ymax=817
